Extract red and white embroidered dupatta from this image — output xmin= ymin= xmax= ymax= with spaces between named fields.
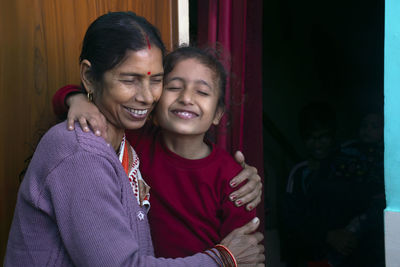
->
xmin=118 ymin=135 xmax=150 ymax=210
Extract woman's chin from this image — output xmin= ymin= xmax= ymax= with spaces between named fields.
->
xmin=123 ymin=119 xmax=148 ymax=130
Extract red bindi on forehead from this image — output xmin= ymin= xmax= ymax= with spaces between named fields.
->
xmin=147 ymin=71 xmax=151 ymax=75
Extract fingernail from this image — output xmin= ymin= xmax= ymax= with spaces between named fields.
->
xmin=247 ymin=205 xmax=253 ymax=211
xmin=235 ymin=200 xmax=242 ymax=206
xmin=230 ymin=181 xmax=237 ymax=187
xmin=84 ymin=127 xmax=89 ymax=132
xmin=68 ymin=126 xmax=73 ymax=130
xmin=252 ymin=217 xmax=259 ymax=224
xmin=95 ymin=130 xmax=101 ymax=136
xmin=230 ymin=194 xmax=237 ymax=201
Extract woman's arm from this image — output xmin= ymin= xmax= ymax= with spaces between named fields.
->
xmin=50 ymin=151 xmax=219 ymax=266
xmin=48 ymin=150 xmax=263 ymax=266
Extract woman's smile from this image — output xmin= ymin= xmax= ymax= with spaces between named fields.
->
xmin=124 ymin=106 xmax=149 ymax=120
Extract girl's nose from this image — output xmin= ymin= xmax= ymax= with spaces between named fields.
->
xmin=178 ymin=89 xmax=193 ymax=105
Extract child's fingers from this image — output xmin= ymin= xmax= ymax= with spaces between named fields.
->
xmin=78 ymin=117 xmax=90 ymax=132
xmin=87 ymin=117 xmax=102 ymax=136
xmin=67 ymin=118 xmax=75 ymax=130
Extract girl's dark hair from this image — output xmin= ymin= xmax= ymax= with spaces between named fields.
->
xmin=163 ymin=46 xmax=227 ymax=109
xmin=80 ymin=11 xmax=166 ymax=82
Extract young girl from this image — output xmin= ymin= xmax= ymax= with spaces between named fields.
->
xmin=132 ymin=47 xmax=257 ymax=257
xmin=53 ymin=47 xmax=260 ymax=258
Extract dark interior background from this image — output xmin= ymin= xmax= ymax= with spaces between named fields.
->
xmin=262 ymin=0 xmax=384 ymax=230
xmin=190 ymin=0 xmax=384 ymax=229
xmin=190 ymin=1 xmax=383 ymax=264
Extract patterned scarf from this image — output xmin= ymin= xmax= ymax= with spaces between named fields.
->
xmin=118 ymin=135 xmax=150 ymax=210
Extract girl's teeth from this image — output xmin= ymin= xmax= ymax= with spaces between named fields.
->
xmin=175 ymin=111 xmax=196 ymax=118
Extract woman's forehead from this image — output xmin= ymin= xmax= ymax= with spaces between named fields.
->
xmin=115 ymin=48 xmax=163 ymax=73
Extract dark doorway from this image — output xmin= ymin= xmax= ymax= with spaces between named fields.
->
xmin=262 ymin=0 xmax=384 ymax=266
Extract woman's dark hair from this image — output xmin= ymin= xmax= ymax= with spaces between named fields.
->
xmin=80 ymin=11 xmax=166 ymax=82
xmin=163 ymin=46 xmax=227 ymax=109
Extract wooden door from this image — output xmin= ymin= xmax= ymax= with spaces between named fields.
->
xmin=0 ymin=0 xmax=179 ymax=261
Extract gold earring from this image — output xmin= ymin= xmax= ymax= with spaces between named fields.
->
xmin=87 ymin=91 xmax=93 ymax=102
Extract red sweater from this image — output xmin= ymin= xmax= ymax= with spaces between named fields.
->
xmin=53 ymin=85 xmax=256 ymax=258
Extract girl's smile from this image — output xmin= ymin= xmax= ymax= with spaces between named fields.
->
xmin=171 ymin=109 xmax=199 ymax=119
xmin=155 ymin=58 xmax=223 ymax=137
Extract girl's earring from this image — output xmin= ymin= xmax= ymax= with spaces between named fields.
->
xmin=87 ymin=91 xmax=93 ymax=102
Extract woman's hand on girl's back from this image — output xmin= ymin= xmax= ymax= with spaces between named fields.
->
xmin=66 ymin=93 xmax=108 ymax=139
xmin=221 ymin=217 xmax=265 ymax=267
xmin=230 ymin=151 xmax=263 ymax=211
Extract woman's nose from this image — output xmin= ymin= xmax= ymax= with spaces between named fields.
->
xmin=136 ymin=82 xmax=154 ymax=104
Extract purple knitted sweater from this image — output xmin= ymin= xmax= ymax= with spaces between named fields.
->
xmin=5 ymin=122 xmax=218 ymax=266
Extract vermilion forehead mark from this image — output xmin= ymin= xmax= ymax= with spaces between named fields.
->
xmin=145 ymin=35 xmax=151 ymax=50
xmin=147 ymin=71 xmax=151 ymax=75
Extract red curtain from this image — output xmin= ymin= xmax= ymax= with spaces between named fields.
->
xmin=197 ymin=0 xmax=265 ymax=225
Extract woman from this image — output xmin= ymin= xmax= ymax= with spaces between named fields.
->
xmin=5 ymin=12 xmax=264 ymax=266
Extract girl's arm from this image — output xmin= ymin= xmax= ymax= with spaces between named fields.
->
xmin=52 ymin=85 xmax=84 ymax=118
xmin=52 ymin=86 xmax=263 ymax=210
xmin=52 ymin=85 xmax=107 ymax=136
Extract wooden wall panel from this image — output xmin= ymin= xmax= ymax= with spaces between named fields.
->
xmin=0 ymin=0 xmax=178 ymax=261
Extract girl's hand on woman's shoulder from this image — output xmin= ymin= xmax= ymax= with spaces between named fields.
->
xmin=230 ymin=151 xmax=263 ymax=211
xmin=66 ymin=93 xmax=108 ymax=139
